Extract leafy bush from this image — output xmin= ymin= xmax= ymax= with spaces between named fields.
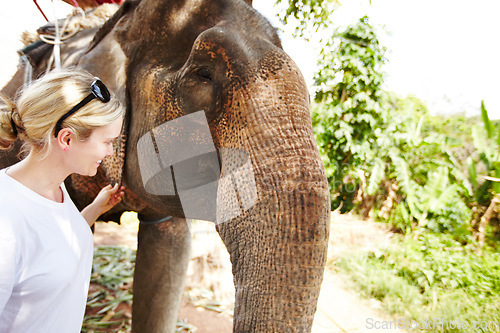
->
xmin=312 ymin=15 xmax=388 ymax=212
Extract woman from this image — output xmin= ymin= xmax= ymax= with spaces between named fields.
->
xmin=0 ymin=68 xmax=125 ymax=332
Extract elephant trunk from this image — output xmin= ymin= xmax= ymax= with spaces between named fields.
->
xmin=217 ymin=166 xmax=330 ymax=332
xmin=216 ymin=69 xmax=331 ymax=330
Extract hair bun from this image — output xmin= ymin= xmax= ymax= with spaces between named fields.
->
xmin=10 ymin=109 xmax=19 ymax=136
xmin=9 ymin=104 xmax=25 ymax=136
xmin=0 ymin=94 xmax=20 ymax=149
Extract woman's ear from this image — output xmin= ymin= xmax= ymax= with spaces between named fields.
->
xmin=56 ymin=128 xmax=74 ymax=150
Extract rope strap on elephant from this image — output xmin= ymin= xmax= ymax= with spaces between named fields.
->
xmin=138 ymin=214 xmax=174 ymax=225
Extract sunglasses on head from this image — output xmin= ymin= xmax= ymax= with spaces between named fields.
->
xmin=54 ymin=78 xmax=111 ymax=138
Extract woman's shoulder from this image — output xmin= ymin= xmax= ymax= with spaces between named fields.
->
xmin=0 ymin=171 xmax=12 ymax=198
xmin=0 ymin=167 xmax=10 ymax=182
xmin=0 ymin=168 xmax=23 ymax=217
xmin=0 ymin=169 xmax=15 ymax=198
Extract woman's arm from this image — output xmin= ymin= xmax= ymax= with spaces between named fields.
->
xmin=81 ymin=184 xmax=125 ymax=227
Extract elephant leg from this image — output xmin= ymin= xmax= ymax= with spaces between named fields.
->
xmin=132 ymin=217 xmax=191 ymax=333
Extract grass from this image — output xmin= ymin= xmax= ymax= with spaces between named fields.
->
xmin=184 ymin=288 xmax=234 ymax=316
xmin=332 ymin=232 xmax=500 ymax=332
xmin=82 ymin=246 xmax=135 ymax=333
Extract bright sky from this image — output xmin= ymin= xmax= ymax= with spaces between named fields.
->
xmin=2 ymin=1 xmax=499 ymax=119
xmin=0 ymin=0 xmax=72 ymax=88
xmin=254 ymin=0 xmax=500 ymax=119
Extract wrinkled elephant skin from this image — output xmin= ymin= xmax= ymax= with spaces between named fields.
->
xmin=0 ymin=0 xmax=330 ymax=332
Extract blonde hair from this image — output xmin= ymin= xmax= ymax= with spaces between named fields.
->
xmin=0 ymin=68 xmax=124 ymax=157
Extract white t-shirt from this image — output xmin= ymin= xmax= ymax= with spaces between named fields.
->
xmin=0 ymin=168 xmax=94 ymax=333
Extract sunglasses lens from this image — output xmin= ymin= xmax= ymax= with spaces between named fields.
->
xmin=91 ymin=79 xmax=111 ymax=102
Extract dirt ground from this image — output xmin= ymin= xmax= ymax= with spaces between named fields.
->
xmin=94 ymin=212 xmax=402 ymax=333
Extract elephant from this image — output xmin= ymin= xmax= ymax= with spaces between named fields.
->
xmin=0 ymin=0 xmax=331 ymax=332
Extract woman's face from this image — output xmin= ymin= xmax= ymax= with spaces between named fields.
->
xmin=69 ymin=117 xmax=123 ymax=177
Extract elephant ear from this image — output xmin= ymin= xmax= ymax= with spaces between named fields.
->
xmin=78 ymin=0 xmax=139 ymax=185
xmin=87 ymin=0 xmax=140 ymax=53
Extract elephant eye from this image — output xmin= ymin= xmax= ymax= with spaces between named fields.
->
xmin=195 ymin=67 xmax=213 ymax=82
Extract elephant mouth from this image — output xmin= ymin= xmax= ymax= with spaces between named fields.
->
xmin=137 ymin=111 xmax=257 ymax=224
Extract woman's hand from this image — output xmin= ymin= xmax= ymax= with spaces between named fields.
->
xmin=81 ymin=184 xmax=125 ymax=227
xmin=94 ymin=184 xmax=125 ymax=214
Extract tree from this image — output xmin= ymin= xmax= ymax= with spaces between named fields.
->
xmin=274 ymin=0 xmax=340 ymax=37
xmin=312 ymin=16 xmax=387 ymax=211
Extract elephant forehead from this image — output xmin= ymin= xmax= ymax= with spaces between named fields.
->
xmin=117 ymin=0 xmax=280 ymax=65
xmin=167 ymin=0 xmax=206 ymax=33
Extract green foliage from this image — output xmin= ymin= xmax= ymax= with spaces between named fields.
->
xmin=275 ymin=0 xmax=339 ymax=36
xmin=311 ymin=15 xmax=477 ymax=236
xmin=274 ymin=0 xmax=498 ymax=244
xmin=83 ymin=246 xmax=198 ymax=333
xmin=91 ymin=246 xmax=136 ymax=291
xmin=335 ymin=233 xmax=500 ymax=332
xmin=277 ymin=0 xmax=499 ymax=244
xmin=312 ymin=16 xmax=387 ymax=211
xmin=378 ymin=110 xmax=473 ymax=235
xmin=468 ymin=101 xmax=500 ymax=203
xmin=83 ymin=246 xmax=135 ymax=332
xmin=314 ymin=16 xmax=386 ymax=104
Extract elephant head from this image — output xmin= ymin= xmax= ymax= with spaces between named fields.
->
xmin=1 ymin=0 xmax=330 ymax=331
